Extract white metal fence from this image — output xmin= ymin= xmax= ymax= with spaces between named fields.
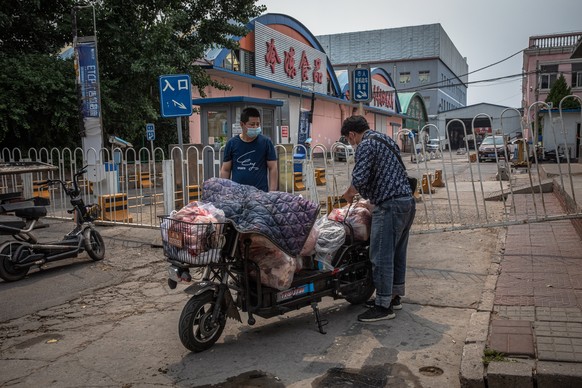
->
xmin=1 ymin=105 xmax=581 ymax=234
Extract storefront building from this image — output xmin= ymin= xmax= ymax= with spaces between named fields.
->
xmin=189 ymin=13 xmax=406 ymax=152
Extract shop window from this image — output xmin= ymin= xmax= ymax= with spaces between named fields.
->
xmin=572 ymin=63 xmax=582 ymax=88
xmin=241 ymin=50 xmax=255 ymax=76
xmin=207 ymin=109 xmax=229 ymax=148
xmin=419 ymin=70 xmax=430 ymax=83
xmin=224 ymin=50 xmax=240 ymax=72
xmin=540 ymin=64 xmax=558 ymax=89
xmin=399 ymin=72 xmax=411 ymax=84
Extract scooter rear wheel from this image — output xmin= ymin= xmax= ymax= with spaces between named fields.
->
xmin=83 ymin=228 xmax=105 ymax=261
xmin=344 ymin=267 xmax=375 ymax=305
xmin=179 ymin=291 xmax=226 ymax=352
xmin=0 ymin=242 xmax=29 ymax=282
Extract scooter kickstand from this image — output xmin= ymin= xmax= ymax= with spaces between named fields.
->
xmin=311 ymin=302 xmax=328 ymax=334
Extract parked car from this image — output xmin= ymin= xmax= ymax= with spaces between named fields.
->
xmin=334 ymin=136 xmax=354 ymax=161
xmin=478 ymin=135 xmax=507 ymax=162
xmin=426 ymin=138 xmax=448 ymax=152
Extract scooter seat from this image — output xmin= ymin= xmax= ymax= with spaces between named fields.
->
xmin=0 ymin=215 xmax=26 ymax=234
xmin=14 ymin=206 xmax=47 ymax=220
xmin=0 ymin=200 xmax=35 ymax=214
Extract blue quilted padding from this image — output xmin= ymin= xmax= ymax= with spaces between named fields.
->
xmin=202 ymin=178 xmax=320 ymax=256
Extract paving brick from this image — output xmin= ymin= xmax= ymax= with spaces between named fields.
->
xmin=536 ymin=307 xmax=582 ymax=322
xmin=494 ymin=295 xmax=534 ymax=306
xmin=489 ymin=320 xmax=534 ymax=357
xmin=537 ymin=342 xmax=582 ymax=362
xmin=569 ymin=274 xmax=582 ymax=289
xmin=532 ymin=273 xmax=572 ymax=288
xmin=532 ymin=263 xmax=569 ymax=274
xmin=534 ymin=321 xmax=582 ymax=338
xmin=496 ymin=285 xmax=534 ymax=297
xmin=534 ymin=293 xmax=579 ymax=308
xmin=494 ymin=305 xmax=535 ymax=321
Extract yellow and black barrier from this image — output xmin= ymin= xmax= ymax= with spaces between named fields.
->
xmin=294 ymin=172 xmax=306 ymax=191
xmin=421 ymin=173 xmax=436 ymax=194
xmin=99 ymin=193 xmax=133 ymax=222
xmin=315 ymin=168 xmax=327 ymax=186
xmin=432 ymin=169 xmax=445 ymax=187
xmin=137 ymin=171 xmax=153 ymax=189
xmin=33 ymin=180 xmax=50 ymax=200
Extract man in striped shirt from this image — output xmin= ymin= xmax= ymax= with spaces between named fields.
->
xmin=341 ymin=115 xmax=416 ymax=322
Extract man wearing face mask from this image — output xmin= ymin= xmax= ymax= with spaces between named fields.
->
xmin=220 ymin=107 xmax=278 ymax=192
xmin=341 ymin=115 xmax=416 ymax=322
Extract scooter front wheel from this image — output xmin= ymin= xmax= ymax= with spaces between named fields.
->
xmin=83 ymin=227 xmax=105 ymax=261
xmin=179 ymin=291 xmax=226 ymax=352
xmin=0 ymin=242 xmax=29 ymax=282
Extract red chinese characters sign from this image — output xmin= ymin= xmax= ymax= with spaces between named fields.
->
xmin=255 ymin=21 xmax=327 ymax=94
xmin=371 ymin=85 xmax=395 ymax=109
xmin=265 ymin=38 xmax=281 ymax=73
xmin=263 ymin=40 xmax=323 ymax=85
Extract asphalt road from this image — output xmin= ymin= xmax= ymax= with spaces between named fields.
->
xmin=0 ymin=157 xmax=505 ymax=387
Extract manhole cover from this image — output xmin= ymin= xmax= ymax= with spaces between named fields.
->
xmin=419 ymin=366 xmax=443 ymax=376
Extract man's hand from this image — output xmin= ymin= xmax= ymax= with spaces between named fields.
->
xmin=342 ymin=185 xmax=358 ymax=204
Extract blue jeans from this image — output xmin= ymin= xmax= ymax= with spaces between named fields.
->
xmin=369 ymin=196 xmax=416 ymax=309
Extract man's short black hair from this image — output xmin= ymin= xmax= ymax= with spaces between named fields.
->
xmin=241 ymin=107 xmax=261 ymax=123
xmin=340 ymin=115 xmax=369 ymax=137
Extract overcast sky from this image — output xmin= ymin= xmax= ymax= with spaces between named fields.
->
xmin=257 ymin=0 xmax=582 ymax=108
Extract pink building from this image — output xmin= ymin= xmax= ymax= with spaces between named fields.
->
xmin=522 ymin=32 xmax=582 ymax=112
xmin=522 ymin=32 xmax=582 ymax=158
xmin=188 ymin=13 xmax=406 ymax=153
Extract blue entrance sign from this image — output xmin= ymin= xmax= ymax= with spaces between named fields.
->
xmin=352 ymin=67 xmax=371 ymax=103
xmin=159 ymin=74 xmax=193 ymax=117
xmin=146 ymin=123 xmax=155 ymax=141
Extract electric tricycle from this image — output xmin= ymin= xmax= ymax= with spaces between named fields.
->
xmin=0 ymin=167 xmax=105 ymax=282
xmin=159 ymin=215 xmax=374 ymax=353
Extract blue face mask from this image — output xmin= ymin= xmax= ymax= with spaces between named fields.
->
xmin=247 ymin=127 xmax=262 ymax=138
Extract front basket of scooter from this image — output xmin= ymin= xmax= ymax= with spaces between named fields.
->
xmin=158 ymin=216 xmax=229 ymax=266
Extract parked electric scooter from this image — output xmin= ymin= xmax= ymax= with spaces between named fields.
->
xmin=159 ymin=215 xmax=374 ymax=353
xmin=0 ymin=167 xmax=105 ymax=282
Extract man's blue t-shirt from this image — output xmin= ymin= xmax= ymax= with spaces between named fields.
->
xmin=223 ymin=134 xmax=277 ymax=192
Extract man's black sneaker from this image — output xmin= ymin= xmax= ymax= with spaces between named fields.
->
xmin=358 ymin=305 xmax=395 ymax=322
xmin=365 ymin=296 xmax=402 ymax=310
xmin=391 ymin=295 xmax=402 ymax=310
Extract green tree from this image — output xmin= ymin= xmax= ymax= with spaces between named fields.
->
xmin=0 ymin=0 xmax=265 ymax=152
xmin=73 ymin=0 xmax=266 ymax=150
xmin=0 ymin=0 xmax=79 ymax=149
xmin=0 ymin=54 xmax=79 ymax=149
xmin=545 ymin=73 xmax=581 ymax=109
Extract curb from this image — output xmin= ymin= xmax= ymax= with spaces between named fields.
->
xmin=459 ymin=228 xmax=505 ymax=387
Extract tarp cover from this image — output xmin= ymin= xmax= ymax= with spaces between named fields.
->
xmin=201 ymin=178 xmax=320 ymax=256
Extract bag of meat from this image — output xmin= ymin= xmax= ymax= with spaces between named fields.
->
xmin=162 ymin=201 xmax=225 ymax=265
xmin=314 ymin=218 xmax=346 ymax=270
xmin=327 ymin=201 xmax=372 ymax=241
xmin=245 ymin=234 xmax=296 ymax=290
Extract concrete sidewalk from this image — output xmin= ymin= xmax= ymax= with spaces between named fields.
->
xmin=462 ymin=163 xmax=582 ymax=388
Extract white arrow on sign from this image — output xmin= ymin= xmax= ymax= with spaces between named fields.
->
xmin=172 ymin=99 xmax=187 ymax=110
xmin=356 ymin=90 xmax=368 ymax=99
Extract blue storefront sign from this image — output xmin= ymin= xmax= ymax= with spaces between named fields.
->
xmin=75 ymin=40 xmax=101 ymax=118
